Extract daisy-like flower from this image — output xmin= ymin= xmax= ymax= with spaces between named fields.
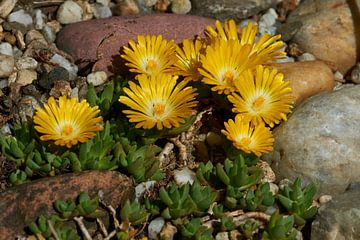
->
xmin=33 ymin=96 xmax=103 ymax=148
xmin=221 ymin=115 xmax=274 ymax=157
xmin=228 ymin=65 xmax=294 ymax=127
xmin=204 ymin=19 xmax=239 ymax=44
xmin=171 ymin=38 xmax=206 ymax=82
xmin=119 ymin=74 xmax=198 ymax=130
xmin=199 ymin=39 xmax=252 ymax=94
xmin=121 ymin=35 xmax=177 ymax=77
xmin=205 ymin=19 xmax=285 ymax=66
xmin=240 ymin=21 xmax=286 ymax=65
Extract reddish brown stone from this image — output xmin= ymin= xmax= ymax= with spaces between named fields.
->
xmin=56 ymin=14 xmax=215 ymax=75
xmin=0 ymin=171 xmax=134 ymax=239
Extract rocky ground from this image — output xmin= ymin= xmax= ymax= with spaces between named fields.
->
xmin=0 ymin=0 xmax=360 ymax=239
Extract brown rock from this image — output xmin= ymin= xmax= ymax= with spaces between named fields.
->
xmin=0 ymin=171 xmax=134 ymax=239
xmin=280 ymin=0 xmax=357 ymax=74
xmin=56 ymin=14 xmax=214 ymax=75
xmin=275 ymin=61 xmax=335 ymax=105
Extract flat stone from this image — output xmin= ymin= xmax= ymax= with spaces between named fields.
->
xmin=0 ymin=0 xmax=17 ymax=18
xmin=263 ymin=85 xmax=360 ymax=196
xmin=56 ymin=14 xmax=215 ymax=75
xmin=279 ymin=0 xmax=356 ymax=74
xmin=190 ymin=0 xmax=280 ymax=22
xmin=311 ymin=188 xmax=360 ymax=240
xmin=87 ymin=71 xmax=108 ymax=86
xmin=15 ymin=69 xmax=37 ymax=86
xmin=274 ymin=61 xmax=334 ymax=105
xmin=57 ymin=0 xmax=83 ymax=24
xmin=0 ymin=54 xmax=14 ymax=78
xmin=0 ymin=171 xmax=134 ymax=238
xmin=15 ymin=56 xmax=38 ymax=70
xmin=7 ymin=9 xmax=33 ymax=28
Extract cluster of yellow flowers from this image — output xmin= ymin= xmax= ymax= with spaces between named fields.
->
xmin=32 ymin=19 xmax=294 ymax=156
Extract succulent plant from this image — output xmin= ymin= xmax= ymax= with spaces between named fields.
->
xmin=277 ymin=177 xmax=317 ymax=226
xmin=190 ymin=181 xmax=217 ymax=213
xmin=239 ymin=183 xmax=275 ymax=211
xmin=196 ymin=161 xmax=223 ymax=188
xmin=180 ymin=218 xmax=214 ymax=240
xmin=87 ymin=80 xmax=115 ymax=117
xmin=120 ymin=200 xmax=150 ymax=225
xmin=159 ymin=182 xmax=197 ymax=219
xmin=262 ymin=211 xmax=297 ymax=240
xmin=239 ymin=220 xmax=260 ymax=239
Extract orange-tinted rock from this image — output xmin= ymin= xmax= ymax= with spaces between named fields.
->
xmin=0 ymin=171 xmax=134 ymax=239
xmin=56 ymin=14 xmax=215 ymax=75
xmin=275 ymin=61 xmax=335 ymax=105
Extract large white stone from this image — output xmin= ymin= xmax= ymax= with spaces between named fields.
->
xmin=57 ymin=0 xmax=83 ymax=24
xmin=8 ymin=9 xmax=33 ymax=28
xmin=263 ymin=85 xmax=360 ymax=196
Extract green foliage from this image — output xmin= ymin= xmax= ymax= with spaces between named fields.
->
xmin=120 ymin=200 xmax=150 ymax=225
xmin=239 ymin=183 xmax=275 ymax=211
xmin=263 ymin=211 xmax=297 ymax=240
xmin=159 ymin=182 xmax=197 ymax=219
xmin=190 ymin=181 xmax=217 ymax=213
xmin=117 ymin=137 xmax=164 ymax=183
xmin=239 ymin=220 xmax=259 ymax=239
xmin=196 ymin=162 xmax=223 ymax=188
xmin=87 ymin=80 xmax=115 ymax=117
xmin=180 ymin=218 xmax=214 ymax=240
xmin=277 ymin=177 xmax=317 ymax=226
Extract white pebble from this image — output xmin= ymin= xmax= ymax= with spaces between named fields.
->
xmin=42 ymin=25 xmax=56 ymax=43
xmin=57 ymin=0 xmax=83 ymax=24
xmin=334 ymin=71 xmax=345 ymax=82
xmin=297 ymin=52 xmax=316 ymax=62
xmin=34 ymin=9 xmax=46 ymax=30
xmin=0 ymin=54 xmax=15 ymax=78
xmin=92 ymin=3 xmax=112 ymax=19
xmin=8 ymin=9 xmax=33 ymax=28
xmin=171 ymin=0 xmax=192 ymax=14
xmin=87 ymin=71 xmax=108 ymax=86
xmin=0 ymin=79 xmax=8 ymax=89
xmin=174 ymin=167 xmax=196 ymax=185
xmin=0 ymin=0 xmax=17 ymax=18
xmin=259 ymin=8 xmax=278 ymax=35
xmin=135 ymin=180 xmax=156 ymax=199
xmin=276 ymin=56 xmax=295 ymax=63
xmin=319 ymin=195 xmax=332 ymax=204
xmin=16 ymin=69 xmax=37 ymax=86
xmin=351 ymin=63 xmax=360 ymax=84
xmin=148 ymin=217 xmax=165 ymax=239
xmin=50 ymin=54 xmax=78 ymax=80
xmin=96 ymin=0 xmax=110 ymax=6
xmin=25 ymin=29 xmax=45 ymax=44
xmin=15 ymin=57 xmax=38 ymax=70
xmin=0 ymin=123 xmax=12 ymax=135
xmin=0 ymin=42 xmax=13 ymax=56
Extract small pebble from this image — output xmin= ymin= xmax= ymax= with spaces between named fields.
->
xmin=96 ymin=0 xmax=111 ymax=6
xmin=15 ymin=57 xmax=38 ymax=70
xmin=16 ymin=69 xmax=37 ymax=86
xmin=92 ymin=3 xmax=112 ymax=19
xmin=7 ymin=71 xmax=17 ymax=84
xmin=174 ymin=167 xmax=196 ymax=185
xmin=0 ymin=0 xmax=17 ymax=18
xmin=71 ymin=87 xmax=79 ymax=100
xmin=49 ymin=66 xmax=70 ymax=82
xmin=334 ymin=71 xmax=345 ymax=83
xmin=42 ymin=25 xmax=56 ymax=43
xmin=4 ymin=32 xmax=16 ymax=45
xmin=319 ymin=195 xmax=332 ymax=205
xmin=49 ymin=80 xmax=72 ymax=97
xmin=297 ymin=52 xmax=316 ymax=62
xmin=33 ymin=9 xmax=45 ymax=30
xmin=148 ymin=217 xmax=165 ymax=240
xmin=25 ymin=29 xmax=45 ymax=45
xmin=269 ymin=182 xmax=279 ymax=195
xmin=77 ymin=0 xmax=93 ymax=21
xmin=0 ymin=123 xmax=12 ymax=135
xmin=143 ymin=0 xmax=157 ymax=7
xmin=259 ymin=8 xmax=278 ymax=35
xmin=114 ymin=0 xmax=139 ymax=16
xmin=14 ymin=30 xmax=26 ymax=50
xmin=351 ymin=63 xmax=360 ymax=84
xmin=57 ymin=0 xmax=83 ymax=24
xmin=0 ymin=42 xmax=13 ymax=56
xmin=0 ymin=79 xmax=8 ymax=89
xmin=135 ymin=180 xmax=156 ymax=199
xmin=276 ymin=56 xmax=295 ymax=63
xmin=8 ymin=9 xmax=33 ymax=28
xmin=46 ymin=20 xmax=61 ymax=33
xmin=171 ymin=0 xmax=192 ymax=14
xmin=87 ymin=71 xmax=108 ymax=86
xmin=0 ymin=54 xmax=15 ymax=78
xmin=50 ymin=54 xmax=78 ymax=80
xmin=18 ymin=95 xmax=41 ymax=121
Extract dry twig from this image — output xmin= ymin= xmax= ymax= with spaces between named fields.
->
xmin=74 ymin=216 xmax=92 ymax=240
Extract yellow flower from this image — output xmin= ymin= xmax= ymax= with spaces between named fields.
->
xmin=171 ymin=38 xmax=206 ymax=82
xmin=205 ymin=19 xmax=239 ymax=44
xmin=199 ymin=39 xmax=252 ymax=94
xmin=205 ymin=20 xmax=285 ymax=66
xmin=33 ymin=96 xmax=103 ymax=148
xmin=228 ymin=65 xmax=294 ymax=127
xmin=241 ymin=21 xmax=286 ymax=65
xmin=121 ymin=35 xmax=177 ymax=77
xmin=119 ymin=74 xmax=198 ymax=130
xmin=221 ymin=115 xmax=274 ymax=157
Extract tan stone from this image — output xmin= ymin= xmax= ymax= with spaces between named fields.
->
xmin=275 ymin=61 xmax=335 ymax=105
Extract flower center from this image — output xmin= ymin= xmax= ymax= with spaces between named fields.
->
xmin=61 ymin=124 xmax=73 ymax=136
xmin=147 ymin=59 xmax=157 ymax=71
xmin=153 ymin=103 xmax=166 ymax=117
xmin=224 ymin=71 xmax=233 ymax=83
xmin=252 ymin=96 xmax=265 ymax=109
xmin=240 ymin=137 xmax=252 ymax=146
